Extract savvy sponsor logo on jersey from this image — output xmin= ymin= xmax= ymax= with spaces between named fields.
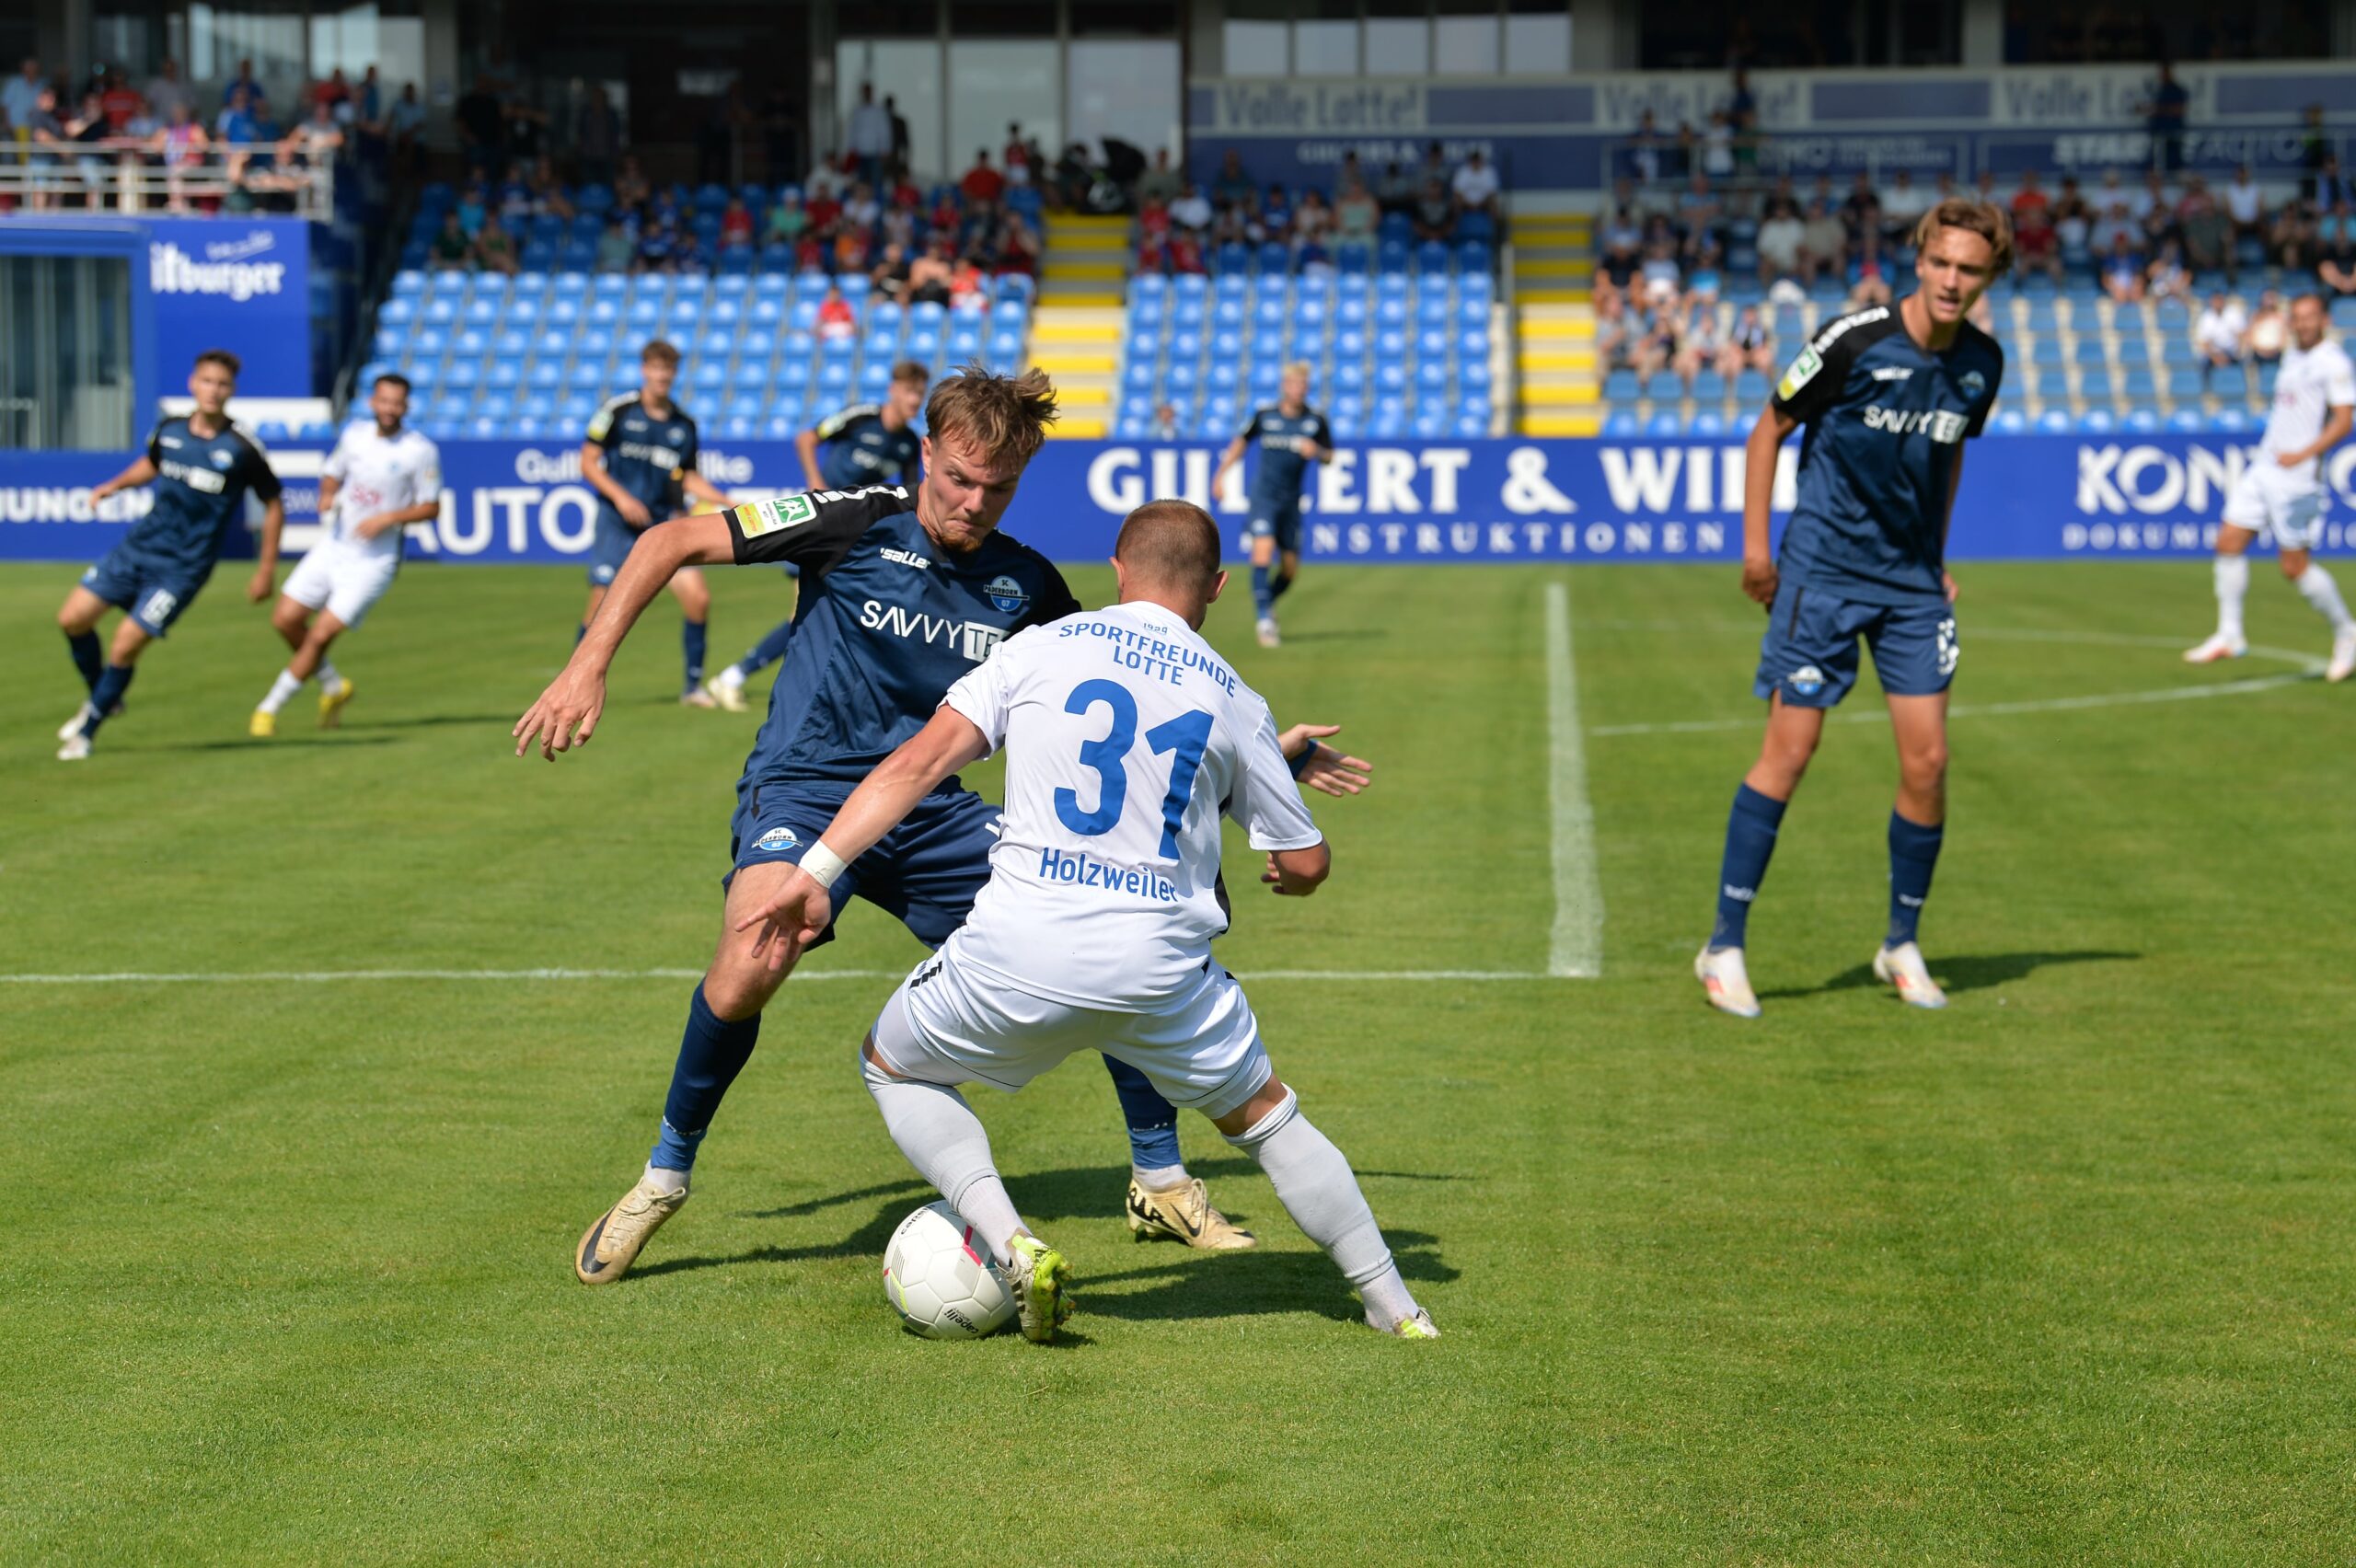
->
xmin=1860 ymin=407 xmax=1970 ymax=443
xmin=858 ymin=599 xmax=1006 ymax=663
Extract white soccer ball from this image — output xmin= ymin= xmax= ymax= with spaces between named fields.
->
xmin=883 ymin=1200 xmax=1014 ymax=1340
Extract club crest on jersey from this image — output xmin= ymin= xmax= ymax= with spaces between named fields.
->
xmin=1960 ymin=370 xmax=1987 ymax=397
xmin=985 ymin=574 xmax=1029 ymax=615
xmin=1786 ymin=664 xmax=1826 ymax=697
xmin=211 ymin=448 xmax=235 ymax=468
xmin=754 ymin=825 xmax=801 ymax=854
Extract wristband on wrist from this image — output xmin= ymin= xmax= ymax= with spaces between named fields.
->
xmin=798 ymin=838 xmax=850 ymax=888
xmin=1288 ymin=742 xmax=1318 ymax=779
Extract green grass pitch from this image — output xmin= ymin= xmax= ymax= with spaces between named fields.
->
xmin=3 ymin=556 xmax=2353 ymax=1563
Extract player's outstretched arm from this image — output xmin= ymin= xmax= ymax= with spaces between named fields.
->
xmin=355 ymin=500 xmax=441 ymax=541
xmin=87 ymin=455 xmax=158 ymax=502
xmin=1277 ymin=722 xmax=1373 ymax=797
xmin=1261 ymin=841 xmax=1332 ymax=897
xmin=514 ymin=512 xmax=736 ymax=759
xmin=734 ymin=706 xmax=992 ymax=965
xmin=793 ymin=427 xmax=826 ymax=490
xmin=1210 ymin=433 xmax=1249 ymax=493
xmin=1741 ymin=405 xmax=1799 ymax=605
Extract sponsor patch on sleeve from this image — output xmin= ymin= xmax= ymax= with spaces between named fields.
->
xmin=733 ymin=493 xmax=818 ymax=537
xmin=1776 ymin=345 xmax=1824 ymax=402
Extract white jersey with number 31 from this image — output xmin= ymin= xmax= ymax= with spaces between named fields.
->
xmin=940 ymin=600 xmax=1323 ymax=1012
xmin=2263 ymin=338 xmax=2356 ymax=484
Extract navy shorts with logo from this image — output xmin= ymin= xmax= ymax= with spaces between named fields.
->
xmin=1247 ymin=496 xmax=1303 ymax=553
xmin=586 ymin=510 xmax=642 ymax=586
xmin=82 ymin=548 xmax=210 ymax=637
xmin=1753 ymin=578 xmax=1958 ymax=708
xmin=725 ymin=780 xmax=1002 ymax=950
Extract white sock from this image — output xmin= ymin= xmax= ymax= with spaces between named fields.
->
xmin=715 ymin=663 xmax=745 ymax=689
xmin=1222 ymin=1088 xmax=1419 ymax=1331
xmin=318 ymin=661 xmax=345 ymax=697
xmin=1132 ymin=1162 xmax=1190 ymax=1191
xmin=861 ymin=1055 xmax=1025 ymax=1266
xmin=642 ymin=1162 xmax=689 ymax=1195
xmin=258 ymin=669 xmax=303 ymax=714
xmin=2294 ymin=561 xmax=2354 ymax=631
xmin=2214 ymin=553 xmax=2248 ymax=640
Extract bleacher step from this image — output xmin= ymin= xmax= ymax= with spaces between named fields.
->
xmin=1519 ymin=412 xmax=1601 ymax=437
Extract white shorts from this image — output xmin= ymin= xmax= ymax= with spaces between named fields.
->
xmin=872 ymin=942 xmax=1272 ymax=1122
xmin=2223 ymin=463 xmax=2328 ymax=551
xmin=282 ymin=538 xmax=401 ymax=628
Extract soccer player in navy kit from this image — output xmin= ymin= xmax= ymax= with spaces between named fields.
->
xmin=581 ymin=340 xmax=733 ymax=705
xmin=703 ymin=361 xmax=930 ymax=712
xmin=55 ymin=350 xmax=285 ymax=762
xmin=516 ymin=367 xmax=1373 ymax=1283
xmin=1696 ymin=200 xmax=2010 ymax=1019
xmin=1212 ymin=363 xmax=1332 ymax=648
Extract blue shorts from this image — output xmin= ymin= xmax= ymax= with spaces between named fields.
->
xmin=1753 ymin=580 xmax=1958 ymax=708
xmin=587 ymin=511 xmax=643 ymax=586
xmin=82 ymin=549 xmax=209 ymax=637
xmin=1247 ymin=497 xmax=1303 ymax=553
xmin=726 ymin=781 xmax=1002 ymax=951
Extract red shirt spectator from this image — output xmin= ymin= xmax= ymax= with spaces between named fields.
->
xmin=817 ymin=288 xmax=856 ymax=340
xmin=794 ymin=235 xmax=825 ymax=271
xmin=950 ymin=258 xmax=987 ymax=308
xmin=1138 ymin=196 xmax=1172 ymax=246
xmin=891 ymin=177 xmax=921 ymax=211
xmin=961 ymin=152 xmax=1006 ymax=206
xmin=804 ymin=186 xmax=842 ymax=234
xmin=100 ymin=80 xmax=145 ymax=133
xmin=720 ymin=199 xmax=755 ymax=248
xmin=1169 ymin=231 xmax=1206 ymax=276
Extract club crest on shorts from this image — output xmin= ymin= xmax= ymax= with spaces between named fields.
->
xmin=985 ymin=574 xmax=1029 ymax=616
xmin=1786 ymin=664 xmax=1826 ymax=698
xmin=754 ymin=825 xmax=801 ymax=854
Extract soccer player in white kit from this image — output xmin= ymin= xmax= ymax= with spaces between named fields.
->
xmin=249 ymin=373 xmax=443 ymax=735
xmin=733 ymin=500 xmax=1438 ymax=1343
xmin=2186 ymin=293 xmax=2356 ymax=684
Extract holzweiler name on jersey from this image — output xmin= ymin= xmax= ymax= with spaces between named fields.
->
xmin=1034 ymin=847 xmax=1181 ymax=902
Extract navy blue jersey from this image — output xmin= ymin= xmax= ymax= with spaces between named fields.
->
xmin=813 ymin=403 xmax=922 ymax=490
xmin=723 ymin=486 xmax=1080 ymax=790
xmin=1771 ymin=306 xmax=2004 ymax=605
xmin=1240 ymin=405 xmax=1332 ymax=507
xmin=586 ymin=393 xmax=699 ymax=525
xmin=125 ymin=416 xmax=282 ymax=577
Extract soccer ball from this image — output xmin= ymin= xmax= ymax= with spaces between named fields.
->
xmin=883 ymin=1200 xmax=1014 ymax=1340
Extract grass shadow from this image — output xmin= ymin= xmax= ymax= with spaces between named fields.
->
xmin=1759 ymin=948 xmax=2141 ymax=1002
xmin=131 ymin=734 xmax=401 ymax=753
xmin=351 ymin=711 xmax=521 ymax=731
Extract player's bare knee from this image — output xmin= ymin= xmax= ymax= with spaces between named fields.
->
xmin=701 ymin=954 xmax=781 ymax=1021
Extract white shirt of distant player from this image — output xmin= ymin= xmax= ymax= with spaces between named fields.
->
xmin=941 ymin=599 xmax=1322 ymax=1012
xmin=323 ymin=421 xmax=442 ymax=559
xmin=2261 ymin=336 xmax=2356 ymax=482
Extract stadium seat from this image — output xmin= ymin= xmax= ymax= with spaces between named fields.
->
xmin=2123 ymin=408 xmax=2162 ymax=432
xmin=2035 ymin=409 xmax=2072 ymax=432
xmin=2165 ymin=409 xmax=2205 ymax=432
xmin=1643 ymin=371 xmax=1682 ymax=402
xmin=2077 ymin=409 xmax=2117 ymax=432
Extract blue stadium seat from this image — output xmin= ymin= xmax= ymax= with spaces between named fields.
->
xmin=2035 ymin=409 xmax=2073 ymax=433
xmin=2211 ymin=363 xmax=2248 ymax=398
xmin=2034 ymin=368 xmax=2072 ymax=399
xmin=2029 ymin=337 xmax=2067 ymax=367
xmin=1604 ymin=369 xmax=1641 ymax=402
xmin=2165 ymin=408 xmax=2205 ymax=432
xmin=2212 ymin=407 xmax=2253 ymax=433
xmin=2077 ymin=409 xmax=2117 ymax=432
xmin=2079 ymin=367 xmax=2114 ymax=398
xmin=1646 ymin=411 xmax=1683 ymax=437
xmin=2123 ymin=408 xmax=2162 ymax=432
xmin=1735 ymin=370 xmax=1770 ymax=404
xmin=2120 ymin=367 xmax=2157 ymax=398
xmin=1991 ymin=408 xmax=2028 ymax=434
xmin=2073 ymin=338 xmax=2108 ymax=365
xmin=1690 ymin=411 xmax=1727 ymax=437
xmin=2166 ymin=367 xmax=2205 ymax=398
xmin=1692 ymin=371 xmax=1727 ymax=402
xmin=1643 ymin=371 xmax=1682 ymax=401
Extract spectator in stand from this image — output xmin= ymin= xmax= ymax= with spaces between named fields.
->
xmin=1624 ymin=109 xmax=1664 ymax=187
xmin=1700 ymin=110 xmax=1735 ymax=179
xmin=143 ymin=58 xmax=191 ymax=127
xmin=1721 ymin=304 xmax=1775 ymax=378
xmin=1595 ymin=289 xmax=1632 ymax=372
xmin=98 ymin=67 xmax=144 ymax=134
xmin=2177 ymin=176 xmax=2231 ymax=279
xmin=2145 ymin=61 xmax=2189 ymax=174
xmin=1879 ymin=168 xmax=1931 ymax=248
xmin=1412 ymin=179 xmax=1455 ymax=243
xmin=833 ymin=221 xmax=871 ymax=274
xmin=1672 ymin=295 xmax=1724 ymax=389
xmin=1258 ymin=181 xmax=1293 ymax=242
xmin=1169 ymin=226 xmax=1207 ymax=276
xmin=18 ymin=86 xmax=65 ymax=212
xmin=847 ymin=83 xmax=892 ymax=191
xmin=312 ymin=68 xmax=351 ymax=117
xmin=1839 ymin=172 xmax=1882 ymax=260
xmin=2008 ymin=171 xmax=2061 ymax=282
xmin=634 ymin=213 xmax=678 ymax=273
xmin=2138 ymin=172 xmax=2181 ymax=252
xmin=2102 ymin=232 xmax=2147 ymax=303
xmin=2092 ymin=191 xmax=2140 ymax=259
xmin=765 ymin=188 xmax=806 ymax=250
xmin=948 ymin=251 xmax=987 ymax=309
xmin=881 ymin=193 xmax=918 ymax=254
xmin=906 ymin=238 xmax=953 ymax=305
xmin=1754 ymin=195 xmax=1806 ymax=285
xmin=1172 ymin=181 xmax=1213 ymax=236
xmin=474 ymin=211 xmax=522 ymax=275
xmin=1329 ymin=176 xmax=1374 ymax=245
xmin=2144 ymin=237 xmax=2189 ymax=304
xmin=64 ymin=89 xmax=115 ymax=205
xmin=1675 ymin=169 xmax=1721 ymax=253
xmin=1137 ymin=190 xmax=1172 ymax=269
xmin=1638 ymin=238 xmax=1682 ymax=307
xmin=1802 ymin=184 xmax=1847 ymax=281
xmin=1149 ymin=402 xmax=1181 ymax=440
xmin=7 ymin=57 xmax=47 ymax=157
xmin=887 ymin=97 xmax=910 ymax=175
xmin=456 ymin=180 xmax=488 ymax=236
xmin=1416 ymin=140 xmax=1449 ymax=194
xmin=960 ymin=148 xmax=1005 ymax=206
xmin=150 ymin=99 xmax=209 ymax=211
xmin=281 ymin=95 xmax=344 ymax=170
xmin=1631 ymin=299 xmax=1680 ymax=380
xmin=2194 ymin=290 xmax=2247 ymax=382
xmin=595 ymin=214 xmax=634 ymax=272
xmin=2320 ymin=202 xmax=2356 ymax=297
xmin=669 ymin=224 xmax=709 ymax=276
xmin=356 ymin=66 xmax=380 ymax=125
xmin=816 ymin=282 xmax=856 ymax=340
xmin=1293 ymin=189 xmax=1332 ymax=247
xmin=456 ymin=72 xmax=505 ymax=179
xmin=2270 ymin=199 xmax=2320 ymax=275
xmin=1377 ymin=159 xmax=1415 ymax=214
xmin=1209 ymin=200 xmax=1247 ymax=250
xmin=1595 ymin=231 xmax=1642 ymax=309
xmin=842 ymin=179 xmax=880 ymax=236
xmin=525 ymin=155 xmax=574 ymax=220
xmin=1451 ymin=149 xmax=1499 ymax=218
xmin=2223 ymin=163 xmax=2266 ymax=250
xmin=575 ymin=83 xmax=619 ymax=187
xmin=2245 ymin=290 xmax=2287 ymax=363
xmin=1685 ymin=237 xmax=1724 ymax=302
xmin=388 ymin=83 xmax=426 ymax=177
xmin=804 ymin=178 xmax=841 ymax=236
xmin=215 ymin=82 xmax=260 ymax=145
xmin=1136 ymin=146 xmax=1181 ymax=208
xmin=1211 ymin=149 xmax=1254 ymax=212
xmin=719 ymin=194 xmax=756 ymax=249
xmin=429 ymin=209 xmax=472 ymax=270
xmin=2049 ymin=175 xmax=2090 ymax=271
xmin=221 ymin=58 xmax=265 ymax=119
xmin=869 ymin=240 xmax=911 ymax=302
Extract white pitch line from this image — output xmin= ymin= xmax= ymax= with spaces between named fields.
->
xmin=0 ymin=966 xmax=1560 ymax=986
xmin=1589 ymin=668 xmax=2319 ymax=738
xmin=1545 ymin=581 xmax=1605 ymax=979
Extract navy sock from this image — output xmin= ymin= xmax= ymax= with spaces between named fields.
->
xmin=1709 ymin=783 xmax=1787 ymax=950
xmin=738 ymin=617 xmax=796 ymax=676
xmin=1267 ymin=569 xmax=1295 ymax=601
xmin=649 ymin=983 xmax=762 ymax=1172
xmin=1102 ymin=1055 xmax=1183 ymax=1171
xmin=1886 ymin=811 xmax=1946 ymax=948
xmin=82 ymin=664 xmax=136 ymax=737
xmin=682 ymin=617 xmax=708 ymax=691
xmin=1251 ymin=565 xmax=1273 ymax=617
xmin=66 ymin=630 xmax=102 ymax=692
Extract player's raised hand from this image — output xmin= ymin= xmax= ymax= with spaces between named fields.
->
xmin=513 ymin=667 xmax=607 ymax=760
xmin=1279 ymin=722 xmax=1374 ymax=797
xmin=734 ymin=873 xmax=832 ymax=970
xmin=1741 ymin=555 xmax=1779 ymax=606
xmin=245 ymin=564 xmax=274 ymax=604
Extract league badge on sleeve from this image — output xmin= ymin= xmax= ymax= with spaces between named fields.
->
xmin=1777 ymin=346 xmax=1824 ymax=402
xmin=736 ymin=494 xmax=817 ymax=537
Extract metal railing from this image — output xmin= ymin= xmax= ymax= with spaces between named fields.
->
xmin=0 ymin=139 xmax=336 ymax=220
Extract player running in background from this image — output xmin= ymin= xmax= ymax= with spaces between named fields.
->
xmin=2184 ymin=293 xmax=2356 ymax=683
xmin=514 ymin=367 xmax=1373 ymax=1285
xmin=1696 ymin=199 xmax=2009 ymax=1019
xmin=702 ymin=361 xmax=929 ymax=711
xmin=1212 ymin=363 xmax=1332 ymax=648
xmin=734 ymin=501 xmax=1436 ymax=1342
xmin=581 ymin=340 xmax=733 ymax=705
xmin=248 ymin=373 xmax=441 ymax=736
xmin=56 ymin=349 xmax=285 ymax=762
